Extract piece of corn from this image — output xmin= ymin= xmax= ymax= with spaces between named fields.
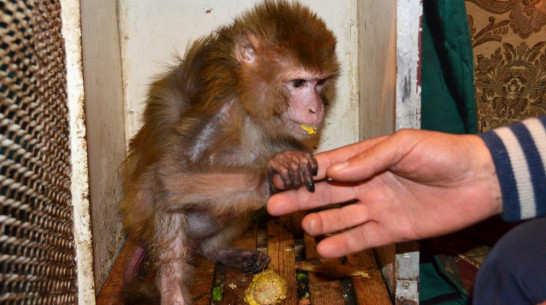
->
xmin=300 ymin=124 xmax=317 ymax=135
xmin=244 ymin=269 xmax=287 ymax=305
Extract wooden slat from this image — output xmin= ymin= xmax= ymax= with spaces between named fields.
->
xmin=268 ymin=219 xmax=298 ymax=305
xmin=304 ymin=234 xmax=345 ymax=305
xmin=374 ymin=244 xmax=396 ymax=296
xmin=96 ymin=240 xmax=137 ymax=305
xmin=220 ymin=225 xmax=258 ymax=304
xmin=347 ymin=250 xmax=392 ymax=305
xmin=190 ymin=255 xmax=216 ymax=305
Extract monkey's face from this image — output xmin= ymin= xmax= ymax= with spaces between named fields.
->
xmin=237 ymin=58 xmax=338 ymax=140
xmin=280 ymin=70 xmax=334 ymax=138
xmin=234 ymin=28 xmax=338 ymax=140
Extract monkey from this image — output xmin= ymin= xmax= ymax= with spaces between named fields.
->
xmin=119 ymin=1 xmax=339 ymax=304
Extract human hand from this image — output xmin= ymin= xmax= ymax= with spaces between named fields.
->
xmin=267 ymin=129 xmax=503 ymax=258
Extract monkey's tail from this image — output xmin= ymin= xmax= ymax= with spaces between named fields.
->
xmin=122 ymin=246 xmax=160 ymax=304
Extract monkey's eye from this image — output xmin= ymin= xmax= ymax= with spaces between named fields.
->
xmin=292 ymin=79 xmax=307 ymax=88
xmin=317 ymin=78 xmax=328 ymax=86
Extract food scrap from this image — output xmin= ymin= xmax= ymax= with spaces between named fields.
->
xmin=244 ymin=269 xmax=287 ymax=305
xmin=300 ymin=124 xmax=317 ymax=135
xmin=212 ymin=285 xmax=223 ymax=302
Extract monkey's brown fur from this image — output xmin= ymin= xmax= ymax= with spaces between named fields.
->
xmin=119 ymin=1 xmax=339 ymax=304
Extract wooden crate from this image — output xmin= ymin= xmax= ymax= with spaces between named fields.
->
xmin=83 ymin=1 xmax=423 ymax=303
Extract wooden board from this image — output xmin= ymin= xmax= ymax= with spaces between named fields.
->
xmin=268 ymin=220 xmax=299 ymax=305
xmin=190 ymin=255 xmax=216 ymax=305
xmin=96 ymin=240 xmax=138 ymax=305
xmin=97 ymin=220 xmax=392 ymax=305
xmin=304 ymin=234 xmax=345 ymax=305
xmin=348 ymin=251 xmax=392 ymax=305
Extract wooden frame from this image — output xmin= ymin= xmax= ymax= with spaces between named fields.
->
xmin=358 ymin=0 xmax=422 ymax=303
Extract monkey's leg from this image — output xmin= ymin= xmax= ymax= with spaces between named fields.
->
xmin=200 ymin=219 xmax=270 ymax=273
xmin=155 ymin=213 xmax=193 ymax=305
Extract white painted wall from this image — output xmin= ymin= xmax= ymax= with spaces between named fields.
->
xmin=119 ymin=0 xmax=360 ymax=152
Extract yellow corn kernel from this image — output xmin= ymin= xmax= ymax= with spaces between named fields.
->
xmin=300 ymin=124 xmax=317 ymax=135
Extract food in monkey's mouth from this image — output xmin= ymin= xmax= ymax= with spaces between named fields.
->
xmin=300 ymin=124 xmax=317 ymax=135
xmin=244 ymin=269 xmax=288 ymax=305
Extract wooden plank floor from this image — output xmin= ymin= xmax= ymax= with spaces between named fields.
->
xmin=97 ymin=218 xmax=392 ymax=305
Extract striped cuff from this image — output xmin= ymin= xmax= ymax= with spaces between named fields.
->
xmin=479 ymin=116 xmax=546 ymax=222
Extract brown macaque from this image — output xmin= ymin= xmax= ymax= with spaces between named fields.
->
xmin=119 ymin=1 xmax=339 ymax=304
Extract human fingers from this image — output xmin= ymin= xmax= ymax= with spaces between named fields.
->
xmin=314 ymin=136 xmax=388 ymax=179
xmin=266 ymin=180 xmax=359 ymax=216
xmin=301 ymin=203 xmax=369 ymax=236
xmin=271 ymin=136 xmax=389 ymax=189
xmin=314 ymin=222 xmax=393 ymax=258
xmin=327 ymin=130 xmax=419 ymax=182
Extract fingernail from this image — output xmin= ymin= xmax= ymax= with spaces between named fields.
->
xmin=306 ymin=181 xmax=315 ymax=192
xmin=330 ymin=161 xmax=349 ymax=172
xmin=303 ymin=220 xmax=313 ymax=233
xmin=303 ymin=219 xmax=317 ymax=235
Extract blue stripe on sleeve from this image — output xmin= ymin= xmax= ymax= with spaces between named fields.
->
xmin=512 ymin=122 xmax=545 ymax=218
xmin=533 ymin=116 xmax=546 ymax=217
xmin=479 ymin=130 xmax=521 ymax=221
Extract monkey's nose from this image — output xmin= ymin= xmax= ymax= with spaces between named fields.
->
xmin=309 ymin=109 xmax=316 ymax=115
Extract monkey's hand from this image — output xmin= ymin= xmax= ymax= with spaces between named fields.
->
xmin=267 ymin=151 xmax=318 ymax=194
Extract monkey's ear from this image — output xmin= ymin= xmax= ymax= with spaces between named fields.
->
xmin=235 ymin=32 xmax=260 ymax=64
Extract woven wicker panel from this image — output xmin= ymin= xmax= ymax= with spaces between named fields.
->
xmin=0 ymin=0 xmax=78 ymax=304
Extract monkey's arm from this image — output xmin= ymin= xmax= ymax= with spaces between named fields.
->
xmin=161 ymin=150 xmax=317 ymax=214
xmin=162 ymin=171 xmax=267 ymax=214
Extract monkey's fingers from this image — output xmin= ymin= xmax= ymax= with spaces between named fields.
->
xmin=268 ymin=151 xmax=318 ymax=192
xmin=271 ymin=174 xmax=286 ymax=191
xmin=307 ymin=153 xmax=319 ymax=177
xmin=271 ymin=172 xmax=312 ymax=192
xmin=268 ymin=154 xmax=297 ymax=190
xmin=306 ymin=177 xmax=315 ymax=192
xmin=304 ymin=153 xmax=319 ymax=192
xmin=295 ymin=158 xmax=315 ymax=192
xmin=283 ymin=162 xmax=313 ymax=192
xmin=251 ymin=253 xmax=271 ymax=274
xmin=217 ymin=248 xmax=271 ymax=273
xmin=284 ymin=153 xmax=316 ymax=192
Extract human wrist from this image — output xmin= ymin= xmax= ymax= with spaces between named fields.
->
xmin=479 ymin=116 xmax=546 ymax=221
xmin=468 ymin=134 xmax=503 ymax=216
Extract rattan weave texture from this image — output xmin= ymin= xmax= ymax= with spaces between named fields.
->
xmin=0 ymin=1 xmax=78 ymax=304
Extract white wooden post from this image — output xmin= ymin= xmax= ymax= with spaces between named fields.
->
xmin=61 ymin=0 xmax=97 ymax=303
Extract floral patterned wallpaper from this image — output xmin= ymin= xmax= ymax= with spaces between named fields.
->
xmin=465 ymin=0 xmax=546 ymax=132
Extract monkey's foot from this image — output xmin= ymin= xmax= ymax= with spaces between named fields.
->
xmin=216 ymin=249 xmax=270 ymax=273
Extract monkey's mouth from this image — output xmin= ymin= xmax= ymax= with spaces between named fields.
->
xmin=287 ymin=119 xmax=318 ymax=136
xmin=300 ymin=124 xmax=317 ymax=135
